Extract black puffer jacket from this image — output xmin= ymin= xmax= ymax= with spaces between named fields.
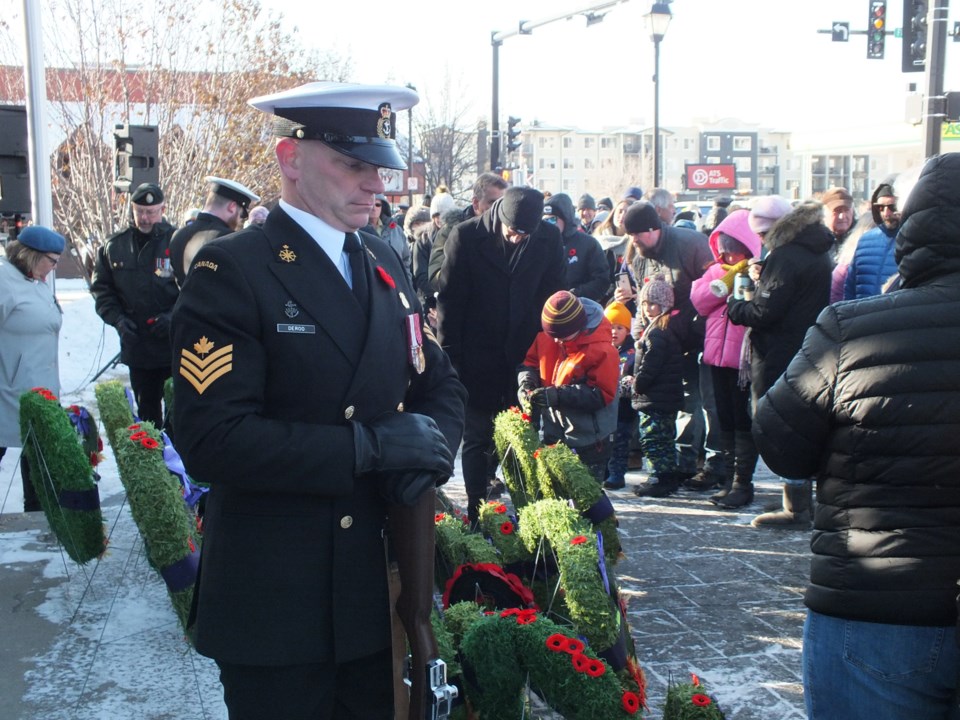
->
xmin=543 ymin=193 xmax=610 ymax=302
xmin=631 ymin=314 xmax=684 ymax=414
xmin=753 ymin=152 xmax=960 ymax=627
xmin=726 ymin=202 xmax=832 ymax=397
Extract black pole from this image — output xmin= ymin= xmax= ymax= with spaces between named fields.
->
xmin=88 ymin=351 xmax=122 ymax=385
xmin=653 ymin=36 xmax=661 ymax=188
xmin=923 ymin=0 xmax=950 ymax=158
xmin=407 ymin=103 xmax=414 ymax=206
xmin=491 ymin=35 xmax=501 ymax=172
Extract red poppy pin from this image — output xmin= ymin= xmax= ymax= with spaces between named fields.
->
xmin=376 ymin=266 xmax=396 ymax=289
xmin=568 ymin=248 xmax=576 ymax=257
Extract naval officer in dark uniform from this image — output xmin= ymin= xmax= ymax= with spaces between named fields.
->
xmin=171 ymin=82 xmax=466 ymax=719
xmin=168 ymin=176 xmax=259 ymax=287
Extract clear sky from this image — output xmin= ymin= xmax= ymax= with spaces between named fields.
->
xmin=263 ymin=0 xmax=959 ymax=133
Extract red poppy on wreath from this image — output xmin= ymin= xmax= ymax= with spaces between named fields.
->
xmin=141 ymin=437 xmax=159 ymax=450
xmin=570 ymin=535 xmax=587 ymax=545
xmin=566 ymin=637 xmax=584 ymax=654
xmin=546 ymin=634 xmax=569 ymax=652
xmin=500 ymin=521 xmax=514 ymax=535
xmin=89 ymin=451 xmax=101 ymax=467
xmin=494 ymin=504 xmax=507 ymax=514
xmin=188 ymin=537 xmax=196 ymax=553
xmin=691 ymin=694 xmax=711 ymax=707
xmin=516 ymin=613 xmax=537 ymax=625
xmin=571 ymin=652 xmax=590 ymax=673
xmin=585 ymin=659 xmax=605 ymax=677
xmin=130 ymin=431 xmax=148 ymax=441
xmin=568 ymin=248 xmax=576 ymax=257
xmin=520 ymin=412 xmax=531 ymax=422
xmin=376 ymin=266 xmax=396 ymax=289
xmin=621 ymin=692 xmax=640 ymax=714
xmin=691 ymin=672 xmax=701 ymax=686
xmin=533 ymin=449 xmax=540 ymax=459
xmin=434 ymin=513 xmax=446 ymax=523
xmin=128 ymin=424 xmax=141 ymax=431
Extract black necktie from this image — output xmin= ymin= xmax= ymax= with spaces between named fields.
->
xmin=343 ymin=232 xmax=369 ymax=315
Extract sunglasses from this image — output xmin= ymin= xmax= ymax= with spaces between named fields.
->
xmin=874 ymin=203 xmax=897 ymax=212
xmin=542 ymin=216 xmax=558 ymax=225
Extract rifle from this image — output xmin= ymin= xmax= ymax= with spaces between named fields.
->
xmin=389 ymin=487 xmax=457 ymax=719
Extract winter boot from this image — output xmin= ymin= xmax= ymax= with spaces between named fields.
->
xmin=467 ymin=495 xmax=484 ymax=528
xmin=719 ymin=430 xmax=758 ymax=508
xmin=633 ymin=473 xmax=680 ymax=498
xmin=750 ymin=482 xmax=813 ymax=529
xmin=686 ymin=431 xmax=734 ymax=491
xmin=707 ymin=431 xmax=737 ymax=503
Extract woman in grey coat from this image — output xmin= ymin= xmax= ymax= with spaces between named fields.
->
xmin=0 ymin=226 xmax=65 ymax=511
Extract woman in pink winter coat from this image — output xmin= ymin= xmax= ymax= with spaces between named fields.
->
xmin=690 ymin=209 xmax=762 ymax=509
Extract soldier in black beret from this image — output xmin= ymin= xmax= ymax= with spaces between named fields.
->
xmin=90 ymin=182 xmax=178 ymax=427
xmin=171 ymin=82 xmax=466 ymax=719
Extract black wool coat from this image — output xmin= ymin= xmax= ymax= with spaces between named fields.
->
xmin=436 ymin=209 xmax=565 ymax=412
xmin=171 ymin=207 xmax=466 ymax=666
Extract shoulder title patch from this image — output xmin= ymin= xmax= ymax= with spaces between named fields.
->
xmin=179 ymin=336 xmax=233 ymax=395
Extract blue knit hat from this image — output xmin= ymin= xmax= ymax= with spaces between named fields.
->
xmin=18 ymin=226 xmax=66 ymax=253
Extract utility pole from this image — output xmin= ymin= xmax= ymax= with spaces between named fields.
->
xmin=922 ymin=0 xmax=950 ymax=157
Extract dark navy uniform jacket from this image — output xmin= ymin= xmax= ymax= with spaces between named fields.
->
xmin=171 ymin=207 xmax=465 ymax=665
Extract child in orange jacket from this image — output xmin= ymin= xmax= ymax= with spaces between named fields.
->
xmin=518 ymin=291 xmax=620 ymax=483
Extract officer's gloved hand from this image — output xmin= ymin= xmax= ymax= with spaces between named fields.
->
xmin=148 ymin=312 xmax=172 ymax=337
xmin=115 ymin=316 xmax=139 ymax=345
xmin=379 ymin=470 xmax=444 ymax=506
xmin=352 ymin=412 xmax=454 ymax=478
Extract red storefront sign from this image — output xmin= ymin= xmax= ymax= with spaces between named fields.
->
xmin=685 ymin=164 xmax=736 ymax=190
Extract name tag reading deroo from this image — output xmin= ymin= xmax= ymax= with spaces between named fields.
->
xmin=277 ymin=324 xmax=316 ymax=334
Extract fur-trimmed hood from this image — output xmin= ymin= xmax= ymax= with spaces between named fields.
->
xmin=764 ymin=201 xmax=833 ymax=255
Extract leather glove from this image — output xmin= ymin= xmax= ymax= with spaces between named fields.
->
xmin=115 ymin=316 xmax=139 ymax=345
xmin=147 ymin=312 xmax=172 ymax=337
xmin=379 ymin=470 xmax=443 ymax=506
xmin=352 ymin=412 xmax=454 ymax=478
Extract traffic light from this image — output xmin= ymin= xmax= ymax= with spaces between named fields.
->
xmin=0 ymin=106 xmax=31 ymax=215
xmin=902 ymin=0 xmax=927 ymax=72
xmin=506 ymin=116 xmax=522 ymax=153
xmin=114 ymin=124 xmax=159 ymax=193
xmin=867 ymin=1 xmax=886 ymax=59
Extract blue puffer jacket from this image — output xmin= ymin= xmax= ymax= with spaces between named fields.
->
xmin=843 ymin=224 xmax=898 ymax=299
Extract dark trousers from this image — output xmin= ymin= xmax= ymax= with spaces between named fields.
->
xmin=574 ymin=438 xmax=613 ymax=485
xmin=216 ymin=647 xmax=393 ymax=720
xmin=710 ymin=365 xmax=752 ymax=433
xmin=461 ymin=403 xmax=501 ymax=502
xmin=0 ymin=447 xmax=39 ymax=512
xmin=638 ymin=409 xmax=678 ymax=476
xmin=128 ymin=365 xmax=171 ymax=428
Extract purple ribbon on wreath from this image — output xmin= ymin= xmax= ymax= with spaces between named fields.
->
xmin=66 ymin=406 xmax=93 ymax=437
xmin=161 ymin=432 xmax=206 ymax=508
xmin=124 ymin=387 xmax=139 ymax=421
xmin=159 ymin=542 xmax=200 ymax=593
xmin=596 ymin=531 xmax=611 ymax=595
xmin=582 ymin=492 xmax=614 ymax=524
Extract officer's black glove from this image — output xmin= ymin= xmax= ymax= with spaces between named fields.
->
xmin=352 ymin=412 xmax=454 ymax=478
xmin=379 ymin=470 xmax=443 ymax=506
xmin=148 ymin=312 xmax=172 ymax=337
xmin=115 ymin=315 xmax=139 ymax=345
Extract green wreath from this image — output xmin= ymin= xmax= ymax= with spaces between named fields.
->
xmin=18 ymin=388 xmax=106 ymax=564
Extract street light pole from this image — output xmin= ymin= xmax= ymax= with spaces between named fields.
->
xmin=406 ymin=83 xmax=416 ymax=207
xmin=645 ymin=2 xmax=671 ymax=189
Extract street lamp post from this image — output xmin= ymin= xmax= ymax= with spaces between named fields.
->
xmin=406 ymin=83 xmax=416 ymax=207
xmin=645 ymin=2 xmax=671 ymax=189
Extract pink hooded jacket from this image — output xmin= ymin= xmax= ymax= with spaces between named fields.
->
xmin=689 ymin=209 xmax=762 ymax=369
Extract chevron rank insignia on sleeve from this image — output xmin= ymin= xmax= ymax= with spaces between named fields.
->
xmin=180 ymin=336 xmax=233 ymax=395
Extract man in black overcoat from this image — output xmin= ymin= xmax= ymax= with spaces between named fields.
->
xmin=436 ymin=186 xmax=565 ymax=523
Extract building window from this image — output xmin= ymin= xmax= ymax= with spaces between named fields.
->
xmin=706 ymin=136 xmax=720 ymax=151
xmin=601 ymin=158 xmax=614 ymax=169
xmin=601 ymin=137 xmax=618 ymax=150
xmin=584 ymin=158 xmax=595 ymax=170
xmin=563 ymin=158 xmax=575 ymax=169
xmin=563 ymin=137 xmax=573 ymax=149
xmin=683 ymin=138 xmax=694 ymax=150
xmin=733 ymin=135 xmax=753 ymax=151
xmin=539 ymin=137 xmax=556 ymax=150
xmin=735 ymin=157 xmax=752 ymax=173
xmin=584 ymin=137 xmax=595 ymax=149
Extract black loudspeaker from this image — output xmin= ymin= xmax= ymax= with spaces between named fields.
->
xmin=114 ymin=124 xmax=159 ymax=193
xmin=0 ymin=105 xmax=31 ymax=214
